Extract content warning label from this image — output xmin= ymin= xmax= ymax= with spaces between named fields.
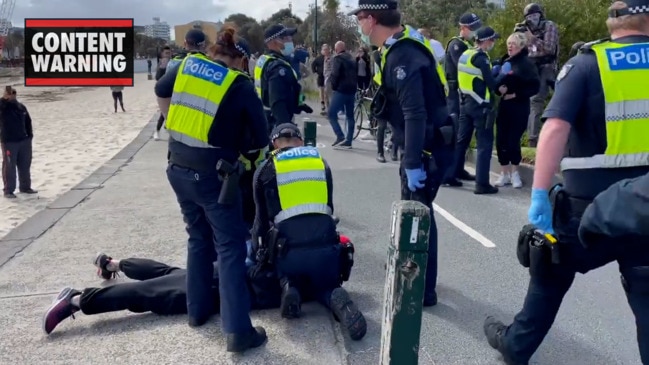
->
xmin=24 ymin=19 xmax=135 ymax=87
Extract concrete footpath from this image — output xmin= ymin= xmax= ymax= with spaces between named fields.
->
xmin=0 ymin=110 xmax=642 ymax=364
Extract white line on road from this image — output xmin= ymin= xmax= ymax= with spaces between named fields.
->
xmin=433 ymin=203 xmax=496 ymax=248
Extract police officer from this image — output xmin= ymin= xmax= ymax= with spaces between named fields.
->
xmin=154 ymin=27 xmax=268 ymax=353
xmin=166 ymin=29 xmax=206 ymax=72
xmin=254 ymin=24 xmax=312 ymax=135
xmin=453 ymin=26 xmax=502 ymax=195
xmin=350 ymin=0 xmax=454 ymax=306
xmin=519 ymin=3 xmax=559 ymax=147
xmin=442 ymin=13 xmax=482 ymax=186
xmin=250 ymin=123 xmax=367 ymax=341
xmin=484 ymin=1 xmax=649 ymax=363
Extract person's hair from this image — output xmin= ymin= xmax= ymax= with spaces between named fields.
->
xmin=209 ymin=25 xmax=247 ymax=60
xmin=506 ymin=32 xmax=527 ymax=49
xmin=606 ymin=1 xmax=649 ymax=33
xmin=360 ymin=10 xmax=401 ymax=27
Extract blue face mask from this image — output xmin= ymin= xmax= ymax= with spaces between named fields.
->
xmin=357 ymin=25 xmax=371 ymax=45
xmin=282 ymin=42 xmax=294 ymax=56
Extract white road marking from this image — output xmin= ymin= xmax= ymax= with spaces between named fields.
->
xmin=433 ymin=203 xmax=496 ymax=248
xmin=316 ymin=143 xmax=326 ymax=148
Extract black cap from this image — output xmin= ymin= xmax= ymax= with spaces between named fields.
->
xmin=609 ymin=0 xmax=649 ymax=17
xmin=185 ymin=29 xmax=206 ymax=47
xmin=348 ymin=0 xmax=398 ymax=16
xmin=264 ymin=24 xmax=297 ymax=43
xmin=234 ymin=38 xmax=252 ymax=59
xmin=271 ymin=123 xmax=302 ymax=141
xmin=459 ymin=13 xmax=482 ymax=31
xmin=475 ymin=26 xmax=500 ymax=42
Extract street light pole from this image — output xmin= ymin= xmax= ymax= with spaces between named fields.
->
xmin=314 ymin=0 xmax=318 ymax=52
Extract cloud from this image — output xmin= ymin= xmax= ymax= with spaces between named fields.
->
xmin=11 ymin=0 xmax=321 ymax=27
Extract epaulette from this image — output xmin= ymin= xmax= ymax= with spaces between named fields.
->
xmin=579 ymin=38 xmax=611 ymax=53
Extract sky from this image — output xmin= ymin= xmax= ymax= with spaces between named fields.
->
xmin=11 ymin=0 xmax=359 ymax=28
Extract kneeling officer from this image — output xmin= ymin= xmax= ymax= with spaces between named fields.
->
xmin=155 ymin=27 xmax=268 ymax=353
xmin=251 ymin=123 xmax=367 ymax=341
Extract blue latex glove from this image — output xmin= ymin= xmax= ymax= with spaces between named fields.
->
xmin=405 ymin=166 xmax=427 ymax=192
xmin=501 ymin=62 xmax=512 ymax=74
xmin=528 ymin=188 xmax=554 ymax=234
xmin=491 ymin=64 xmax=501 ymax=77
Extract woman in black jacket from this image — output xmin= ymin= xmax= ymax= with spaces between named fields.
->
xmin=493 ymin=32 xmax=540 ymax=188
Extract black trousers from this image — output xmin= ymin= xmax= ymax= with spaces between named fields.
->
xmin=111 ymin=91 xmax=123 ymax=109
xmin=156 ymin=114 xmax=165 ymax=132
xmin=495 ymin=100 xmax=529 ymax=166
xmin=376 ymin=119 xmax=397 ymax=156
xmin=79 ymin=258 xmax=218 ymax=316
xmin=1 ymin=138 xmax=32 ymax=194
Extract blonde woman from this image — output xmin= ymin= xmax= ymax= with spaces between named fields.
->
xmin=494 ymin=32 xmax=540 ymax=188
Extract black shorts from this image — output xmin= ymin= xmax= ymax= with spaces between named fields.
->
xmin=317 ymin=74 xmax=325 ymax=88
xmin=112 ymin=91 xmax=123 ymax=100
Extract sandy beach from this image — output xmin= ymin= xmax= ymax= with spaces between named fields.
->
xmin=1 ymin=73 xmax=158 ymax=239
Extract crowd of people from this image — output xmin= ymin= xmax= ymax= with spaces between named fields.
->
xmin=33 ymin=0 xmax=649 ymax=363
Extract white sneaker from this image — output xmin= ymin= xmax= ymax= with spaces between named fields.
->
xmin=494 ymin=173 xmax=511 ymax=187
xmin=153 ymin=131 xmax=160 ymax=140
xmin=511 ymin=171 xmax=523 ymax=189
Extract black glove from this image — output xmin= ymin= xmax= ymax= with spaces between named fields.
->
xmin=299 ymin=104 xmax=313 ymax=114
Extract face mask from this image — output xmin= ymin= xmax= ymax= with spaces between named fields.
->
xmin=467 ymin=30 xmax=476 ymax=39
xmin=486 ymin=43 xmax=495 ymax=52
xmin=526 ymin=14 xmax=541 ymax=28
xmin=282 ymin=42 xmax=294 ymax=56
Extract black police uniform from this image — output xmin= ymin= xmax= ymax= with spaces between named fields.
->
xmin=485 ymin=34 xmax=649 ymax=365
xmin=260 ymin=49 xmax=302 ymax=129
xmin=374 ymin=25 xmax=454 ymax=306
xmin=155 ymin=55 xmax=269 ymax=346
xmin=449 ymin=27 xmax=501 ymax=194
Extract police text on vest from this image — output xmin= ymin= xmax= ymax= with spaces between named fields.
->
xmin=606 ymin=44 xmax=649 ymax=71
xmin=24 ymin=19 xmax=135 ymax=87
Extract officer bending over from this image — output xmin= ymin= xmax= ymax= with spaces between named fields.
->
xmin=453 ymin=26 xmax=503 ymax=195
xmin=254 ymin=24 xmax=312 ymax=134
xmin=155 ymin=27 xmax=268 ymax=353
xmin=442 ymin=12 xmax=482 ymax=186
xmin=350 ymin=0 xmax=454 ymax=307
xmin=42 ymin=250 xmax=282 ymax=335
xmin=484 ymin=1 xmax=649 ymax=363
xmin=251 ymin=123 xmax=367 ymax=341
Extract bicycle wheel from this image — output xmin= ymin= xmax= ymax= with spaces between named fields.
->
xmin=353 ymin=102 xmax=366 ymax=140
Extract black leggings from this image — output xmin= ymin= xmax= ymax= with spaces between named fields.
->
xmin=78 ymin=258 xmax=218 ymax=316
xmin=156 ymin=114 xmax=165 ymax=131
xmin=496 ymin=101 xmax=529 ymax=166
xmin=112 ymin=92 xmax=123 ymax=110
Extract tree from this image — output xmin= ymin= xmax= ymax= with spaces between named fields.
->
xmin=225 ymin=13 xmax=265 ymax=53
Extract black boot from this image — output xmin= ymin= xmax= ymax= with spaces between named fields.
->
xmin=226 ymin=326 xmax=267 ymax=353
xmin=377 ymin=153 xmax=386 ymax=163
xmin=483 ymin=316 xmax=527 ymax=365
xmin=280 ymin=283 xmax=301 ymax=319
xmin=330 ymin=287 xmax=367 ymax=340
xmin=475 ymin=184 xmax=498 ymax=195
xmin=458 ymin=170 xmax=475 ymax=181
xmin=423 ymin=291 xmax=437 ymax=307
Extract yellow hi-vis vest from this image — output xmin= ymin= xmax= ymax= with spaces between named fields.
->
xmin=166 ymin=53 xmax=245 ymax=148
xmin=272 ymin=146 xmax=331 ymax=224
xmin=253 ymin=54 xmax=299 ymax=108
xmin=372 ymin=48 xmax=382 ymax=85
xmin=166 ymin=55 xmax=185 ymax=73
xmin=560 ymin=41 xmax=649 ymax=171
xmin=376 ymin=26 xmax=448 ymax=95
xmin=457 ymin=48 xmax=491 ymax=104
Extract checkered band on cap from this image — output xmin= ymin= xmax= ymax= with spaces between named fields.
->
xmin=264 ymin=30 xmax=284 ymax=43
xmin=628 ymin=5 xmax=649 ymax=13
xmin=234 ymin=43 xmax=250 ymax=58
xmin=359 ymin=3 xmax=390 ymax=10
xmin=477 ymin=33 xmax=498 ymax=41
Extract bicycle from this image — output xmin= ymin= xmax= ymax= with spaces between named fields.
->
xmin=351 ymin=85 xmax=378 ymax=140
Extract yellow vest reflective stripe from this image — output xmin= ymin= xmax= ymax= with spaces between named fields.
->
xmin=560 ymin=41 xmax=649 ymax=171
xmin=253 ymin=54 xmax=298 ymax=108
xmin=379 ymin=26 xmax=448 ymax=95
xmin=457 ymin=48 xmax=491 ymax=103
xmin=445 ymin=36 xmax=471 ymax=51
xmin=166 ymin=54 xmax=243 ymax=148
xmin=272 ymin=146 xmax=331 ymax=224
xmin=373 ymin=49 xmax=382 ymax=85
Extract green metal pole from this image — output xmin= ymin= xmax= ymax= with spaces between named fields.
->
xmin=302 ymin=118 xmax=317 ymax=146
xmin=380 ymin=200 xmax=431 ymax=365
xmin=314 ymin=0 xmax=318 ymax=51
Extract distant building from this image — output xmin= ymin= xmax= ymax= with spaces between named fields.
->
xmin=174 ymin=20 xmax=223 ymax=47
xmin=487 ymin=0 xmax=506 ymax=8
xmin=134 ymin=25 xmax=146 ymax=35
xmin=144 ymin=17 xmax=171 ymax=41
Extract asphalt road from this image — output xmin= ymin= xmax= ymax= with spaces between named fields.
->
xmin=303 ymin=112 xmax=643 ymax=364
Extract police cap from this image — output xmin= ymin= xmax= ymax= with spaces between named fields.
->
xmin=347 ymin=0 xmax=398 ymax=16
xmin=271 ymin=123 xmax=302 ymax=141
xmin=459 ymin=13 xmax=482 ymax=31
xmin=475 ymin=26 xmax=500 ymax=42
xmin=609 ymin=0 xmax=649 ymax=17
xmin=234 ymin=38 xmax=252 ymax=59
xmin=185 ymin=29 xmax=207 ymax=47
xmin=264 ymin=24 xmax=297 ymax=43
